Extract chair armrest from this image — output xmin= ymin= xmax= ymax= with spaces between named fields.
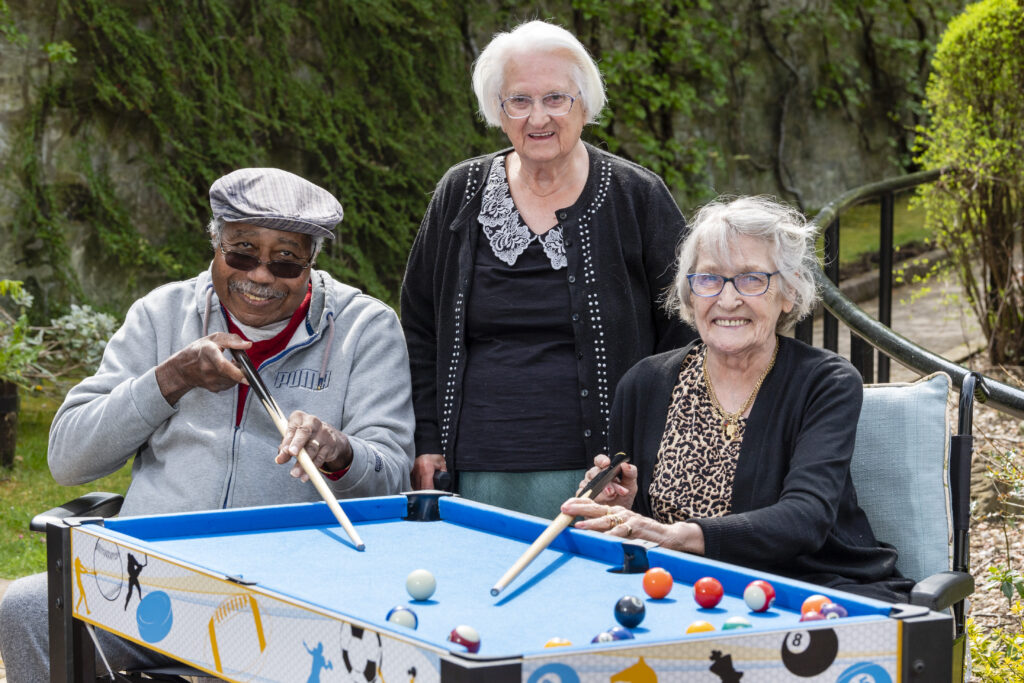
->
xmin=29 ymin=491 xmax=124 ymax=533
xmin=909 ymin=570 xmax=975 ymax=612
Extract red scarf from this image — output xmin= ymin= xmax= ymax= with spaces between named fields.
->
xmin=225 ymin=284 xmax=312 ymax=426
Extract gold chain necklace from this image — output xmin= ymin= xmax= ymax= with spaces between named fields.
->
xmin=702 ymin=339 xmax=779 ymax=444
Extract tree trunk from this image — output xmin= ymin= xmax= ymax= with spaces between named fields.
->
xmin=0 ymin=380 xmax=18 ymax=469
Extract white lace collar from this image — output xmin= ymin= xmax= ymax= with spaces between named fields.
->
xmin=477 ymin=156 xmax=567 ymax=270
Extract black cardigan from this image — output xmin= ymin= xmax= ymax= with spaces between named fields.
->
xmin=612 ymin=337 xmax=913 ymax=602
xmin=401 ymin=143 xmax=697 ymax=470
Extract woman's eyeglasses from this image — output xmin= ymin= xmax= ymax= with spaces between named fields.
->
xmin=219 ymin=246 xmax=311 ymax=279
xmin=687 ymin=271 xmax=780 ymax=297
xmin=500 ymin=92 xmax=577 ymax=119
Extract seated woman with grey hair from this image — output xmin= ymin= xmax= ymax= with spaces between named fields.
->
xmin=401 ymin=20 xmax=695 ymax=516
xmin=563 ymin=195 xmax=913 ymax=602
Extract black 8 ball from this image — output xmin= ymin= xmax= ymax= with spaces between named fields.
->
xmin=614 ymin=595 xmax=646 ymax=628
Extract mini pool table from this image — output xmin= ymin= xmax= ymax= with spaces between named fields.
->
xmin=44 ymin=492 xmax=951 ymax=682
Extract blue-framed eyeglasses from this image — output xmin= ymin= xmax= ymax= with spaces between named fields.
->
xmin=686 ymin=271 xmax=780 ymax=297
xmin=500 ymin=92 xmax=578 ymax=119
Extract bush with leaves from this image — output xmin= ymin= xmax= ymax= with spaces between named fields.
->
xmin=0 ymin=280 xmax=50 ymax=389
xmin=42 ymin=304 xmax=118 ymax=376
xmin=914 ymin=0 xmax=1024 ymax=365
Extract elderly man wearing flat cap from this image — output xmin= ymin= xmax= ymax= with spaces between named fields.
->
xmin=0 ymin=169 xmax=415 ymax=681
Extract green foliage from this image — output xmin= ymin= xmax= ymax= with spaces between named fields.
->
xmin=42 ymin=39 xmax=75 ymax=63
xmin=970 ymin=618 xmax=1024 ymax=682
xmin=1 ymin=0 xmax=962 ymax=312
xmin=0 ymin=280 xmax=50 ymax=389
xmin=6 ymin=0 xmax=493 ymax=309
xmin=42 ymin=304 xmax=118 ymax=376
xmin=0 ymin=0 xmax=27 ymax=45
xmin=914 ymin=0 xmax=1024 ymax=365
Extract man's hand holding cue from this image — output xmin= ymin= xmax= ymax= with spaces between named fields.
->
xmin=275 ymin=411 xmax=354 ymax=482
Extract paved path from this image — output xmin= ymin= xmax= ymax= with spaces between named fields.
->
xmin=0 ymin=263 xmax=986 ymax=683
xmin=814 ymin=263 xmax=985 ymax=382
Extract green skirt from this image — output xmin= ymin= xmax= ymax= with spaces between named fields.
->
xmin=458 ymin=469 xmax=586 ymax=519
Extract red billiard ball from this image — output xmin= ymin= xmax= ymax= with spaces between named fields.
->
xmin=448 ymin=625 xmax=480 ymax=653
xmin=743 ymin=580 xmax=775 ymax=612
xmin=643 ymin=567 xmax=674 ymax=599
xmin=693 ymin=576 xmax=724 ymax=609
xmin=614 ymin=595 xmax=646 ymax=628
xmin=800 ymin=594 xmax=830 ymax=615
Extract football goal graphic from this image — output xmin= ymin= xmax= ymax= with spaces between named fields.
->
xmin=208 ymin=593 xmax=267 ymax=675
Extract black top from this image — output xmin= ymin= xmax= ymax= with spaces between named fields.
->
xmin=456 ymin=235 xmax=585 ymax=471
xmin=400 ymin=143 xmax=698 ymax=474
xmin=611 ymin=337 xmax=914 ymax=603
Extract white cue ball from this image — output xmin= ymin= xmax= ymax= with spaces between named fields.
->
xmin=406 ymin=569 xmax=437 ymax=601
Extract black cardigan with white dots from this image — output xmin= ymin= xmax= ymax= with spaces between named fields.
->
xmin=401 ymin=142 xmax=696 ymax=472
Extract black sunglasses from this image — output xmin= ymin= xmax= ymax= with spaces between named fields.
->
xmin=219 ymin=246 xmax=312 ymax=279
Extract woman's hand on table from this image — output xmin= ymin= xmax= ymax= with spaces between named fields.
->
xmin=561 ymin=497 xmax=706 ymax=555
xmin=576 ymin=453 xmax=638 ymax=508
xmin=275 ymin=411 xmax=352 ymax=481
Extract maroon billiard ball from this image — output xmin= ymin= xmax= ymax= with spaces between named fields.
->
xmin=448 ymin=625 xmax=480 ymax=653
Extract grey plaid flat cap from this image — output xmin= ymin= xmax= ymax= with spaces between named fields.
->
xmin=209 ymin=168 xmax=342 ymax=239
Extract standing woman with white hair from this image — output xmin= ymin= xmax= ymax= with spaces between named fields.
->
xmin=564 ymin=196 xmax=914 ymax=602
xmin=401 ymin=20 xmax=696 ymax=516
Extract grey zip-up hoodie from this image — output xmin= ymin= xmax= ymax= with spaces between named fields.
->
xmin=48 ymin=268 xmax=415 ymax=517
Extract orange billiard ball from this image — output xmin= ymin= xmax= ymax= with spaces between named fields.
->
xmin=693 ymin=576 xmax=724 ymax=609
xmin=801 ymin=594 xmax=831 ymax=616
xmin=642 ymin=567 xmax=674 ymax=599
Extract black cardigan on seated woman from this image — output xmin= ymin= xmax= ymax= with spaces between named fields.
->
xmin=610 ymin=336 xmax=914 ymax=603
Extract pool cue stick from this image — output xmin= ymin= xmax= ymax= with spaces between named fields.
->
xmin=490 ymin=451 xmax=630 ymax=596
xmin=230 ymin=349 xmax=366 ymax=551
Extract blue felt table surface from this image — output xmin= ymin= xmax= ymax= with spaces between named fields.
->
xmin=93 ymin=495 xmax=891 ymax=657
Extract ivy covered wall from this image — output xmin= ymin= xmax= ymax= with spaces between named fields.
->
xmin=0 ymin=0 xmax=960 ymax=318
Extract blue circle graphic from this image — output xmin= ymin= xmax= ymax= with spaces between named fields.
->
xmin=136 ymin=590 xmax=173 ymax=643
xmin=527 ymin=662 xmax=581 ymax=683
xmin=837 ymin=661 xmax=892 ymax=683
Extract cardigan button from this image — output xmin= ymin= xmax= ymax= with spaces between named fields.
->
xmin=571 ymin=313 xmax=580 ymax=322
xmin=557 ymin=211 xmax=568 ymax=220
xmin=564 ymin=238 xmax=574 ymax=247
xmin=580 ymin=389 xmax=589 ymax=397
xmin=567 ymin=275 xmax=576 ymax=284
xmin=583 ymin=429 xmax=592 ymax=438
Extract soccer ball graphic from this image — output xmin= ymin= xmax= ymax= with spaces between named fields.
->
xmin=339 ymin=622 xmax=382 ymax=682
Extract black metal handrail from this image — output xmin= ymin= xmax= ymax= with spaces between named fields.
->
xmin=794 ymin=169 xmax=1024 ymax=419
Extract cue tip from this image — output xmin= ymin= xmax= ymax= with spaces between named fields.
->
xmin=356 ymin=543 xmax=366 ymax=552
xmin=490 ymin=587 xmax=500 ymax=597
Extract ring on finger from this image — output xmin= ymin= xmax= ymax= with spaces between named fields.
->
xmin=608 ymin=514 xmax=622 ymax=528
xmin=623 ymin=524 xmax=633 ymax=538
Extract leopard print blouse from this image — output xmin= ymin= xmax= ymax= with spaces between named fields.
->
xmin=649 ymin=344 xmax=744 ymax=524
